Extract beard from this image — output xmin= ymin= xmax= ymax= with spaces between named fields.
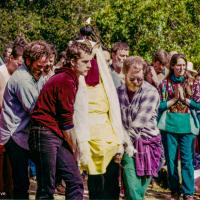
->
xmin=115 ymin=60 xmax=123 ymax=69
xmin=127 ymin=83 xmax=141 ymax=92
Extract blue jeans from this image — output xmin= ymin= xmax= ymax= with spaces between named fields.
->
xmin=162 ymin=132 xmax=195 ymax=197
xmin=29 ymin=126 xmax=83 ymax=200
xmin=29 ymin=159 xmax=36 ymax=177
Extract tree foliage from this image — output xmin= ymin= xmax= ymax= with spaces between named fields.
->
xmin=95 ymin=0 xmax=200 ymax=68
xmin=0 ymin=0 xmax=200 ymax=67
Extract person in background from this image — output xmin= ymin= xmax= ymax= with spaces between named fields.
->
xmin=103 ymin=48 xmax=111 ymax=67
xmin=149 ymin=49 xmax=169 ymax=88
xmin=0 ymin=40 xmax=27 ymax=198
xmin=110 ymin=42 xmax=129 ymax=88
xmin=55 ymin=51 xmax=67 ymax=69
xmin=37 ymin=44 xmax=57 ymax=91
xmin=158 ymin=53 xmax=198 ymax=200
xmin=1 ymin=43 xmax=13 ymax=65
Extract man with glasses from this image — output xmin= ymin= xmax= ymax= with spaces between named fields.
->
xmin=117 ymin=56 xmax=161 ymax=200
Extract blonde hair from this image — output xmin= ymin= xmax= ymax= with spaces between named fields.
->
xmin=123 ymin=56 xmax=147 ymax=74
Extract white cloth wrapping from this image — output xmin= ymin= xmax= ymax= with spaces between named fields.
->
xmin=73 ymin=43 xmax=135 ymax=166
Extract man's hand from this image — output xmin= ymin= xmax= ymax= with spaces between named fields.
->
xmin=62 ymin=130 xmax=76 ymax=154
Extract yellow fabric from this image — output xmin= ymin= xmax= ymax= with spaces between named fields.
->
xmin=81 ymin=81 xmax=120 ymax=175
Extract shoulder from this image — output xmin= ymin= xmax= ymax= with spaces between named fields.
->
xmin=11 ymin=65 xmax=32 ymax=82
xmin=143 ymin=81 xmax=158 ymax=93
xmin=142 ymin=81 xmax=160 ymax=100
xmin=117 ymin=84 xmax=126 ymax=94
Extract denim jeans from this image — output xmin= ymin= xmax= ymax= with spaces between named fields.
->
xmin=29 ymin=126 xmax=83 ymax=200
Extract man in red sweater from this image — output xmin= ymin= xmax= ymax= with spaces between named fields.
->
xmin=29 ymin=41 xmax=92 ymax=200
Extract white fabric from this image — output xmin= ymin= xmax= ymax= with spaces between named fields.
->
xmin=0 ymin=64 xmax=10 ymax=83
xmin=73 ymin=44 xmax=135 ymax=164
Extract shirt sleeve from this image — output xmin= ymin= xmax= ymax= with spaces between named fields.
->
xmin=159 ymin=100 xmax=168 ymax=112
xmin=57 ymin=81 xmax=76 ymax=131
xmin=188 ymin=99 xmax=200 ymax=110
xmin=16 ymin=79 xmax=39 ymax=113
xmin=0 ymin=73 xmax=5 ymax=110
xmin=158 ymin=81 xmax=168 ymax=112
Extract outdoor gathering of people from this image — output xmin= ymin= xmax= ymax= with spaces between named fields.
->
xmin=0 ymin=25 xmax=200 ymax=200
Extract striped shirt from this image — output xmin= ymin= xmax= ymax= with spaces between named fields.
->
xmin=117 ymin=81 xmax=160 ymax=139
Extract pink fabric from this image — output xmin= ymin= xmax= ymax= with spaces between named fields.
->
xmin=85 ymin=58 xmax=100 ymax=86
xmin=193 ymin=81 xmax=200 ymax=102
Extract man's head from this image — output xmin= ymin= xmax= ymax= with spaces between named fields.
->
xmin=43 ymin=44 xmax=57 ymax=75
xmin=103 ymin=49 xmax=111 ymax=66
xmin=123 ymin=56 xmax=146 ymax=92
xmin=2 ymin=43 xmax=13 ymax=63
xmin=111 ymin=42 xmax=129 ymax=72
xmin=152 ymin=49 xmax=168 ymax=74
xmin=65 ymin=41 xmax=93 ymax=76
xmin=23 ymin=41 xmax=51 ymax=81
xmin=6 ymin=45 xmax=24 ymax=75
xmin=57 ymin=51 xmax=67 ymax=67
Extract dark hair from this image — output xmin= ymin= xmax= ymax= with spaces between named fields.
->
xmin=58 ymin=51 xmax=67 ymax=60
xmin=65 ymin=40 xmax=92 ymax=67
xmin=11 ymin=46 xmax=24 ymax=59
xmin=102 ymin=46 xmax=111 ymax=53
xmin=111 ymin=42 xmax=129 ymax=54
xmin=23 ymin=40 xmax=51 ymax=64
xmin=49 ymin=44 xmax=57 ymax=61
xmin=80 ymin=26 xmax=93 ymax=37
xmin=123 ymin=56 xmax=147 ymax=74
xmin=13 ymin=36 xmax=28 ymax=49
xmin=152 ymin=49 xmax=169 ymax=66
xmin=2 ymin=42 xmax=13 ymax=57
xmin=170 ymin=53 xmax=187 ymax=70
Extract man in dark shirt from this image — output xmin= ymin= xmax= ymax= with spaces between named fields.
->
xmin=29 ymin=41 xmax=92 ymax=200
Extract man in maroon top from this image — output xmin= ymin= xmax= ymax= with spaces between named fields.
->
xmin=29 ymin=41 xmax=92 ymax=200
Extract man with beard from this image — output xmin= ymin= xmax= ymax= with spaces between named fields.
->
xmin=110 ymin=42 xmax=129 ymax=88
xmin=0 ymin=40 xmax=51 ymax=199
xmin=117 ymin=56 xmax=161 ymax=200
xmin=148 ymin=49 xmax=169 ymax=88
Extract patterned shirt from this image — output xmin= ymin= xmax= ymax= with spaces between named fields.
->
xmin=117 ymin=81 xmax=160 ymax=138
xmin=193 ymin=80 xmax=200 ymax=103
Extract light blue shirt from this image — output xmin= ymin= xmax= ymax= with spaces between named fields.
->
xmin=109 ymin=65 xmax=123 ymax=89
xmin=0 ymin=64 xmax=41 ymax=150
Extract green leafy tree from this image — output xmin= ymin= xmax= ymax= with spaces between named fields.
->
xmin=94 ymin=0 xmax=200 ymax=68
xmin=0 ymin=0 xmax=199 ymax=68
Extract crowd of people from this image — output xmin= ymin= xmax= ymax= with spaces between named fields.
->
xmin=0 ymin=26 xmax=200 ymax=200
